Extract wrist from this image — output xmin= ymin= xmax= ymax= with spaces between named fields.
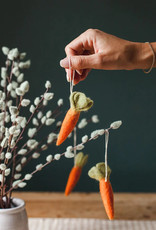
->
xmin=125 ymin=42 xmax=156 ymax=70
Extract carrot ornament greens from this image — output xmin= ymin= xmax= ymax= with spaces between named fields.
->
xmin=65 ymin=152 xmax=88 ymax=196
xmin=88 ymin=162 xmax=114 ymax=220
xmin=56 ymin=92 xmax=93 ymax=146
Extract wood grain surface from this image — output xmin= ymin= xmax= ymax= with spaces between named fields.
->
xmin=13 ymin=192 xmax=156 ymax=220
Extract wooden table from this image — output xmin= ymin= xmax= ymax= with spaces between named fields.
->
xmin=13 ymin=192 xmax=156 ymax=220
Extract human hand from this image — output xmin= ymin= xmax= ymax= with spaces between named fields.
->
xmin=60 ymin=29 xmax=154 ymax=84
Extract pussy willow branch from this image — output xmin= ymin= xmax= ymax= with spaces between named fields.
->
xmin=5 ymin=60 xmax=15 ymax=117
xmin=17 ymin=95 xmax=23 ymax=110
xmin=15 ymin=123 xmax=60 ymax=170
xmin=0 ymin=146 xmax=4 ymax=166
xmin=18 ymin=107 xmax=62 ymax=151
xmin=10 ymin=88 xmax=48 ymax=156
xmin=15 ymin=126 xmax=59 ymax=168
xmin=0 ymin=59 xmax=11 ymax=138
xmin=8 ymin=149 xmax=17 ymax=205
xmin=20 ymin=137 xmax=57 ymax=170
xmin=52 ymin=105 xmax=61 ymax=116
xmin=1 ymin=91 xmax=27 ymax=196
xmin=19 ymin=134 xmax=58 ymax=170
xmin=52 ymin=110 xmax=62 ymax=119
xmin=5 ymin=127 xmax=113 ymax=196
xmin=3 ymin=61 xmax=14 ymax=131
xmin=5 ymin=95 xmax=23 ymax=157
xmin=1 ymin=95 xmax=24 ymax=191
xmin=0 ymin=60 xmax=16 ymax=171
xmin=6 ymin=91 xmax=48 ymax=172
xmin=8 ymin=108 xmax=61 ymax=171
xmin=1 ymin=136 xmax=13 ymax=198
xmin=8 ymin=60 xmax=15 ymax=84
xmin=1 ymin=90 xmax=48 ymax=205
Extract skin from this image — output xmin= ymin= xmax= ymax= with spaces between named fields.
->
xmin=60 ymin=29 xmax=156 ymax=85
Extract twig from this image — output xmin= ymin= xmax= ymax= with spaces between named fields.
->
xmin=5 ymin=127 xmax=113 ymax=196
xmin=10 ymin=88 xmax=48 ymax=155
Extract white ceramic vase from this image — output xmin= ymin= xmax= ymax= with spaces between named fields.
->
xmin=0 ymin=198 xmax=29 ymax=230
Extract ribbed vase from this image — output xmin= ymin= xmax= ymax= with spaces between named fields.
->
xmin=0 ymin=198 xmax=28 ymax=230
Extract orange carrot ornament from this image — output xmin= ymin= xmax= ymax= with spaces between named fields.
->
xmin=56 ymin=92 xmax=93 ymax=146
xmin=65 ymin=152 xmax=88 ymax=196
xmin=88 ymin=163 xmax=114 ymax=220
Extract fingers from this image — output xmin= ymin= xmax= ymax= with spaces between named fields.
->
xmin=66 ymin=69 xmax=75 ymax=81
xmin=74 ymin=69 xmax=91 ymax=85
xmin=65 ymin=68 xmax=90 ymax=85
xmin=77 ymin=69 xmax=90 ymax=84
xmin=65 ymin=68 xmax=80 ymax=84
xmin=60 ymin=54 xmax=101 ymax=70
xmin=65 ymin=34 xmax=89 ymax=57
xmin=76 ymin=69 xmax=83 ymax=75
xmin=65 ymin=29 xmax=95 ymax=57
xmin=61 ymin=29 xmax=97 ymax=85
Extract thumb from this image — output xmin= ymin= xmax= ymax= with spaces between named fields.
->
xmin=60 ymin=54 xmax=100 ymax=70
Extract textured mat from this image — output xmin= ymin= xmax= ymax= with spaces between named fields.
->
xmin=29 ymin=218 xmax=156 ymax=230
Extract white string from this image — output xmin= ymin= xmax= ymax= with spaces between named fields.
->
xmin=68 ymin=56 xmax=76 ymax=165
xmin=73 ymin=127 xmax=77 ymax=165
xmin=105 ymin=129 xmax=109 ymax=182
xmin=68 ymin=56 xmax=75 ymax=94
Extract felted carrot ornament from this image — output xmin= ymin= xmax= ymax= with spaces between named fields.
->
xmin=88 ymin=162 xmax=114 ymax=220
xmin=56 ymin=92 xmax=93 ymax=146
xmin=65 ymin=152 xmax=88 ymax=196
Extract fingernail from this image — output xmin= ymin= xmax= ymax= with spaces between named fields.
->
xmin=76 ymin=70 xmax=83 ymax=75
xmin=60 ymin=57 xmax=69 ymax=68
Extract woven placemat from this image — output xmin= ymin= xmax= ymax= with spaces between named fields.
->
xmin=29 ymin=218 xmax=156 ymax=230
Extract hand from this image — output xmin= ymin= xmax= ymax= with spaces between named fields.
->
xmin=60 ymin=29 xmax=154 ymax=84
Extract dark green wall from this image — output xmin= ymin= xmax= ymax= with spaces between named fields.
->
xmin=0 ymin=0 xmax=156 ymax=192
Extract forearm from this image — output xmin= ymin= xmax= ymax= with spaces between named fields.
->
xmin=61 ymin=29 xmax=156 ymax=82
xmin=125 ymin=42 xmax=156 ymax=71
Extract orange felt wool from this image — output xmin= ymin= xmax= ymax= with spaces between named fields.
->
xmin=65 ymin=152 xmax=88 ymax=196
xmin=56 ymin=108 xmax=80 ymax=146
xmin=88 ymin=162 xmax=114 ymax=220
xmin=65 ymin=166 xmax=82 ymax=196
xmin=100 ymin=178 xmax=114 ymax=220
xmin=56 ymin=92 xmax=93 ymax=146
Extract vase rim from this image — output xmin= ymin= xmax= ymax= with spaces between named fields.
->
xmin=0 ymin=198 xmax=25 ymax=214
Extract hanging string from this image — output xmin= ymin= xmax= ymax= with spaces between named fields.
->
xmin=68 ymin=56 xmax=75 ymax=94
xmin=73 ymin=127 xmax=77 ymax=165
xmin=105 ymin=129 xmax=109 ymax=182
xmin=68 ymin=57 xmax=76 ymax=164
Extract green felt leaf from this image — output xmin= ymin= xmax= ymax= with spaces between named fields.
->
xmin=70 ymin=91 xmax=93 ymax=112
xmin=88 ymin=162 xmax=111 ymax=181
xmin=75 ymin=152 xmax=88 ymax=168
